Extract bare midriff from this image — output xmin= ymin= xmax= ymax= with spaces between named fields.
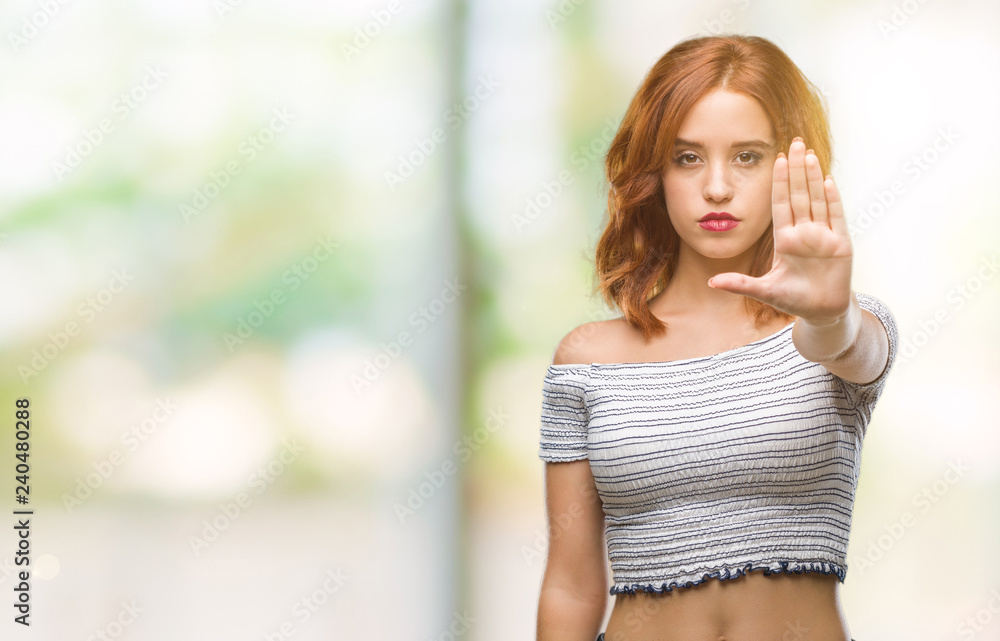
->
xmin=603 ymin=570 xmax=851 ymax=641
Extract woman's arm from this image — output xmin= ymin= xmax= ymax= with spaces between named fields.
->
xmin=707 ymin=138 xmax=891 ymax=390
xmin=791 ymin=291 xmax=891 ymax=385
xmin=537 ymin=460 xmax=609 ymax=641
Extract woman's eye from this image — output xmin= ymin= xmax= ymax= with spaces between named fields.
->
xmin=674 ymin=152 xmax=761 ymax=166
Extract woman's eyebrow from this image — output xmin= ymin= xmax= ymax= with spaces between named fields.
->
xmin=674 ymin=138 xmax=775 ymax=149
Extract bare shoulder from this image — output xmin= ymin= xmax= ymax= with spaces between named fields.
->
xmin=551 ymin=317 xmax=633 ymax=365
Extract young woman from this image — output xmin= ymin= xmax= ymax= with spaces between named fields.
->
xmin=535 ymin=35 xmax=897 ymax=641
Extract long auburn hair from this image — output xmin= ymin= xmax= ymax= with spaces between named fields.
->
xmin=594 ymin=34 xmax=833 ymax=341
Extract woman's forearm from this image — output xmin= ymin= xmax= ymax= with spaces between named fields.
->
xmin=537 ymin=585 xmax=606 ymax=641
xmin=791 ymin=290 xmax=863 ymax=363
xmin=792 ymin=291 xmax=890 ymax=385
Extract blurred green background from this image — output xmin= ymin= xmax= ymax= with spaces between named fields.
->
xmin=0 ymin=0 xmax=998 ymax=639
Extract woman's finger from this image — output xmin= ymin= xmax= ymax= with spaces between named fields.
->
xmin=805 ymin=150 xmax=828 ymax=227
xmin=771 ymin=152 xmax=793 ymax=230
xmin=787 ymin=138 xmax=810 ymax=225
xmin=824 ymin=175 xmax=851 ymax=240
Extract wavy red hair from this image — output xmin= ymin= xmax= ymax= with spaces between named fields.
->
xmin=594 ymin=35 xmax=833 ymax=341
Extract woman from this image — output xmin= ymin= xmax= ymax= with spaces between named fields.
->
xmin=535 ymin=35 xmax=897 ymax=641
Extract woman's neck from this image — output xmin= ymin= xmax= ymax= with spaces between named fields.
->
xmin=650 ymin=251 xmax=755 ymax=318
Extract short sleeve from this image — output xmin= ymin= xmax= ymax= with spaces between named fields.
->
xmin=538 ymin=364 xmax=592 ymax=463
xmin=836 ymin=292 xmax=899 ymax=433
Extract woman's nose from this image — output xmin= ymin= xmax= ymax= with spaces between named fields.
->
xmin=703 ymin=163 xmax=734 ymax=201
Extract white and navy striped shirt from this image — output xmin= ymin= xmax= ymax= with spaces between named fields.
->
xmin=538 ymin=293 xmax=898 ymax=595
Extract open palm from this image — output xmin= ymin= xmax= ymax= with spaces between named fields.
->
xmin=708 ymin=137 xmax=853 ymax=323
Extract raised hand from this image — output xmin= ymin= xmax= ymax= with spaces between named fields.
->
xmin=707 ymin=137 xmax=854 ymax=324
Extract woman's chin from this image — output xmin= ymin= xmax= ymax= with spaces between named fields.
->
xmin=691 ymin=245 xmax=756 ymax=261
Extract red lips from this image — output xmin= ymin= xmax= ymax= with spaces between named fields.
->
xmin=699 ymin=212 xmax=738 ymax=222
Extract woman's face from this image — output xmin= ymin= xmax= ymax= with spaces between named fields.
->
xmin=661 ymin=89 xmax=777 ymax=266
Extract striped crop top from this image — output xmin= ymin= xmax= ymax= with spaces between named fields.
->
xmin=538 ymin=293 xmax=899 ymax=595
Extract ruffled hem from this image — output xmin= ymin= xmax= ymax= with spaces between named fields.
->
xmin=609 ymin=559 xmax=846 ymax=595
